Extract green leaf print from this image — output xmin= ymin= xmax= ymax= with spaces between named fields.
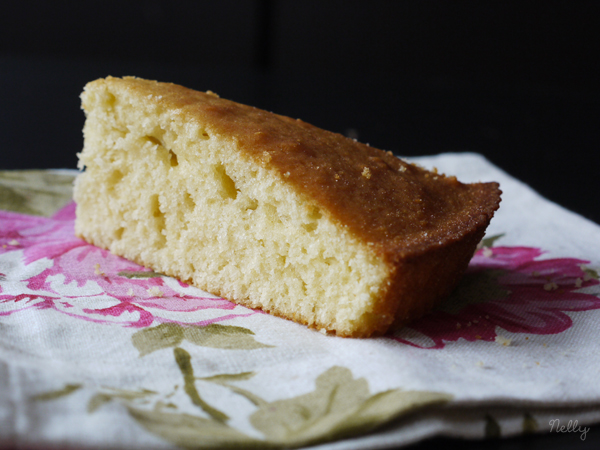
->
xmin=41 ymin=365 xmax=450 ymax=448
xmin=478 ymin=233 xmax=505 ymax=249
xmin=87 ymin=393 xmax=114 ymax=413
xmin=0 ymin=184 xmax=39 ymax=215
xmin=122 ymin=365 xmax=451 ymax=449
xmin=200 ymin=372 xmax=266 ymax=407
xmin=174 ymin=347 xmax=229 ymax=423
xmin=582 ymin=265 xmax=600 ymax=281
xmin=31 ymin=383 xmax=82 ymax=401
xmin=250 ymin=366 xmax=452 ymax=447
xmin=200 ymin=372 xmax=256 ymax=384
xmin=87 ymin=387 xmax=157 ymax=413
xmin=132 ymin=323 xmax=185 ymax=356
xmin=0 ymin=170 xmax=75 ymax=216
xmin=127 ymin=407 xmax=267 ymax=449
xmin=131 ymin=323 xmax=273 ymax=356
xmin=118 ymin=270 xmax=165 ymax=279
xmin=184 ymin=324 xmax=273 ymax=350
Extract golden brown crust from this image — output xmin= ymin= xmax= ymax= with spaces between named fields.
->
xmin=92 ymin=77 xmax=501 ymax=260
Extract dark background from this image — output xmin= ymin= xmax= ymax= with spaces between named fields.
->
xmin=1 ymin=1 xmax=599 ymax=225
xmin=1 ymin=1 xmax=600 ymax=448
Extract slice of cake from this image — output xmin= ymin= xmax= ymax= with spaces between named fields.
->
xmin=74 ymin=77 xmax=501 ymax=337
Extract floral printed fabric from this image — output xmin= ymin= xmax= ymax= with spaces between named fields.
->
xmin=1 ymin=154 xmax=600 ymax=449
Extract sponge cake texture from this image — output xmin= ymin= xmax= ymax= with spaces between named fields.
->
xmin=74 ymin=77 xmax=501 ymax=337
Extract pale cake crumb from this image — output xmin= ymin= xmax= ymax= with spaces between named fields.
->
xmin=495 ymin=335 xmax=512 ymax=346
xmin=75 ymin=79 xmax=393 ymax=337
xmin=147 ymin=287 xmax=164 ymax=297
xmin=94 ymin=263 xmax=105 ymax=276
xmin=73 ymin=77 xmax=500 ymax=338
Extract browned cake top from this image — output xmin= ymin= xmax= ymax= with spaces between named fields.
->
xmin=93 ymin=77 xmax=501 ymax=261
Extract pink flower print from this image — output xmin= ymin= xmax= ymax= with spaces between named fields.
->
xmin=0 ymin=207 xmax=86 ymax=264
xmin=391 ymin=245 xmax=600 ymax=349
xmin=0 ymin=203 xmax=254 ymax=327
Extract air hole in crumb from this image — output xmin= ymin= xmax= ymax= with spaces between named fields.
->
xmin=199 ymin=130 xmax=210 ymax=140
xmin=301 ymin=280 xmax=308 ymax=296
xmin=302 ymin=206 xmax=321 ymax=233
xmin=183 ymin=192 xmax=196 ymax=210
xmin=214 ymin=163 xmax=238 ymax=200
xmin=144 ymin=135 xmax=178 ymax=168
xmin=111 ymin=127 xmax=127 ymax=139
xmin=114 ymin=227 xmax=124 ymax=240
xmin=107 ymin=169 xmax=124 ymax=188
xmin=302 ymin=222 xmax=318 ymax=233
xmin=150 ymin=194 xmax=167 ymax=248
xmin=263 ymin=203 xmax=282 ymax=225
xmin=169 ymin=150 xmax=178 ymax=167
xmin=144 ymin=135 xmax=163 ymax=147
xmin=308 ymin=206 xmax=322 ymax=221
xmin=246 ymin=198 xmax=258 ymax=211
xmin=277 ymin=254 xmax=287 ymax=268
xmin=105 ymin=92 xmax=116 ymax=108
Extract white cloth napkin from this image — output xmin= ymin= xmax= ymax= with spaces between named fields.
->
xmin=1 ymin=153 xmax=599 ymax=449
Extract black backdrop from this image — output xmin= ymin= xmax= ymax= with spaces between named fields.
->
xmin=2 ymin=1 xmax=599 ymax=224
xmin=1 ymin=2 xmax=600 ymax=448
